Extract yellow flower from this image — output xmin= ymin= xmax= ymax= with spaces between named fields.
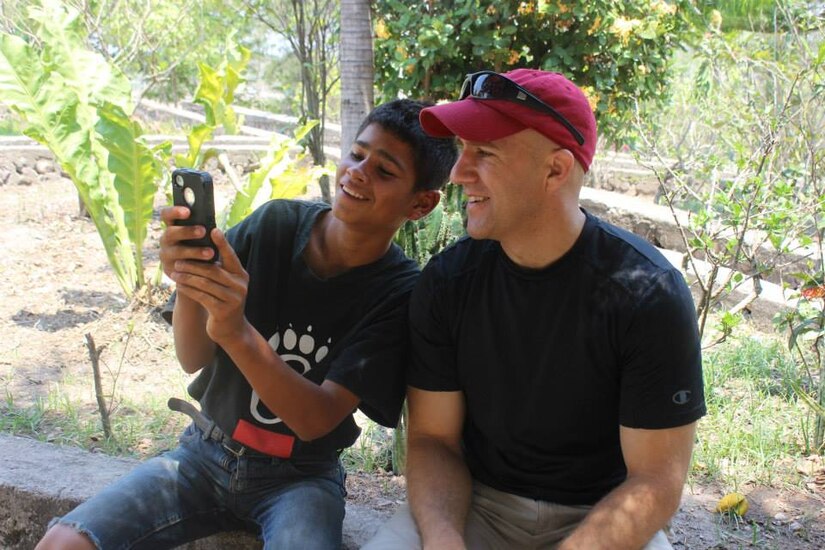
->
xmin=651 ymin=0 xmax=677 ymax=16
xmin=588 ymin=16 xmax=602 ymax=35
xmin=374 ymin=19 xmax=390 ymax=40
xmin=610 ymin=17 xmax=641 ymax=45
xmin=517 ymin=2 xmax=535 ymax=16
xmin=581 ymin=86 xmax=600 ymax=111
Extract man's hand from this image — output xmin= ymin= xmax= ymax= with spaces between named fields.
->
xmin=159 ymin=206 xmax=216 ymax=277
xmin=170 ymin=228 xmax=251 ymax=345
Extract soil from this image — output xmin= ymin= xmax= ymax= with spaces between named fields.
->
xmin=1 ymin=165 xmax=824 ymax=549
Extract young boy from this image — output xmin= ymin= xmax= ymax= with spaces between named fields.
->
xmin=36 ymin=99 xmax=458 ymax=550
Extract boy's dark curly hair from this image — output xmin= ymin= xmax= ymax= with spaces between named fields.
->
xmin=355 ymin=99 xmax=458 ymax=192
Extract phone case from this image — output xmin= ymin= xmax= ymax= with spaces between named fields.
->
xmin=171 ymin=168 xmax=218 ymax=262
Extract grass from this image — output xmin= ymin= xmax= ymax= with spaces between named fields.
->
xmin=0 ymin=383 xmax=187 ymax=458
xmin=692 ymin=330 xmax=817 ymax=490
xmin=341 ymin=413 xmax=395 ymax=473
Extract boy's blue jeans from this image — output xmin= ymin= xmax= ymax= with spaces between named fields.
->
xmin=50 ymin=423 xmax=346 ymax=550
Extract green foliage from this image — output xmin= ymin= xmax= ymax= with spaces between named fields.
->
xmin=701 ymin=0 xmax=815 ymax=32
xmin=77 ymin=0 xmax=251 ymax=102
xmin=175 ymin=36 xmax=252 ymax=168
xmin=630 ymin=6 xmax=824 ymax=341
xmin=694 ymin=333 xmax=813 ymax=487
xmin=373 ymin=0 xmax=697 ymax=142
xmin=96 ymin=103 xmax=171 ymax=275
xmin=0 ymin=1 xmax=158 ymax=297
xmin=776 ymin=287 xmax=825 ymax=450
xmin=394 ymin=183 xmax=465 ymax=267
xmin=221 ymin=120 xmax=326 ymax=229
xmin=0 ymin=3 xmax=308 ymax=299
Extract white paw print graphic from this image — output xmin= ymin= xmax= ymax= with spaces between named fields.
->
xmin=249 ymin=325 xmax=331 ymax=425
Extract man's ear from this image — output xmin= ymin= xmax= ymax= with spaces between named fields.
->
xmin=545 ymin=149 xmax=576 ymax=190
xmin=408 ymin=190 xmax=441 ymax=221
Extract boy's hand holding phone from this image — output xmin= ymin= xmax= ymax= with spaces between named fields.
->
xmin=160 ymin=169 xmax=218 ymax=276
xmin=170 ymin=168 xmax=218 ymax=261
xmin=159 ymin=169 xmax=251 ymax=344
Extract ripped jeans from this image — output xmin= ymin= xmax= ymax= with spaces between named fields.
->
xmin=49 ymin=423 xmax=346 ymax=550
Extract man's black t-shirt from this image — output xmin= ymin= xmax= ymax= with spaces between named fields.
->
xmin=408 ymin=210 xmax=706 ymax=505
xmin=186 ymin=200 xmax=418 ymax=460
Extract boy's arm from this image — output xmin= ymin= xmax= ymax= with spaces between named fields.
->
xmin=159 ymin=206 xmax=217 ymax=373
xmin=558 ymin=422 xmax=697 ymax=550
xmin=171 ymin=227 xmax=359 ymax=441
xmin=406 ymin=386 xmax=471 ymax=550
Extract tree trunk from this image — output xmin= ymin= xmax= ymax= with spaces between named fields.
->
xmin=339 ymin=0 xmax=374 ymax=156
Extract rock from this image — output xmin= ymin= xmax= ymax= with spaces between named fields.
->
xmin=0 ymin=160 xmax=15 ymax=180
xmin=5 ymin=171 xmax=22 ymax=186
xmin=35 ymin=159 xmax=55 ymax=175
xmin=19 ymin=166 xmax=39 ymax=185
xmin=789 ymin=521 xmax=804 ymax=532
xmin=13 ymin=156 xmax=31 ymax=171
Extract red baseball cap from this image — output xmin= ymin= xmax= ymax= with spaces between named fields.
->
xmin=420 ymin=69 xmax=597 ymax=172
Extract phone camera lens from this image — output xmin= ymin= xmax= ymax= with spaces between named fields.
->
xmin=184 ymin=187 xmax=196 ymax=207
xmin=175 ymin=175 xmax=184 ymax=187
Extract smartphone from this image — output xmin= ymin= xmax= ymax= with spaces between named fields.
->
xmin=171 ymin=168 xmax=218 ymax=262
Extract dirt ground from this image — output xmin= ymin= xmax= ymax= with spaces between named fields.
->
xmin=1 ymin=166 xmax=824 ymax=549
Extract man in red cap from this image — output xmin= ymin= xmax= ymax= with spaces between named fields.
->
xmin=364 ymin=69 xmax=705 ymax=549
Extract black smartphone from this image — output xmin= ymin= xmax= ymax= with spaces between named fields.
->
xmin=171 ymin=168 xmax=218 ymax=262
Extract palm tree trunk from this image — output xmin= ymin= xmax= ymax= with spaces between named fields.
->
xmin=339 ymin=0 xmax=374 ymax=155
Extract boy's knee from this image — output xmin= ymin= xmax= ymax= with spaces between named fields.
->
xmin=36 ymin=523 xmax=98 ymax=550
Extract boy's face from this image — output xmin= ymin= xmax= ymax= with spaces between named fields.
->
xmin=332 ymin=123 xmax=423 ymax=231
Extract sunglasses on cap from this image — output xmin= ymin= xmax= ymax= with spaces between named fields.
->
xmin=459 ymin=71 xmax=585 ymax=146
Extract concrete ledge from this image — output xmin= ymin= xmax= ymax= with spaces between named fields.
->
xmin=0 ymin=434 xmax=388 ymax=549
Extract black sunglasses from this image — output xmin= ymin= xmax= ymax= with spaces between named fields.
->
xmin=459 ymin=71 xmax=585 ymax=146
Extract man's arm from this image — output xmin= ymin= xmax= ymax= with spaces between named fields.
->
xmin=559 ymin=421 xmax=697 ymax=550
xmin=172 ymin=228 xmax=359 ymax=441
xmin=406 ymin=386 xmax=471 ymax=550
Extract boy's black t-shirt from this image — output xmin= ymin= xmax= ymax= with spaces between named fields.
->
xmin=408 ymin=210 xmax=706 ymax=505
xmin=182 ymin=199 xmax=418 ymax=460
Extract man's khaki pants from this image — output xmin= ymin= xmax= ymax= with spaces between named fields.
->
xmin=362 ymin=481 xmax=673 ymax=549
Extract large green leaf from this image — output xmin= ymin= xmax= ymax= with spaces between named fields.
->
xmin=176 ymin=123 xmax=215 ymax=168
xmin=0 ymin=31 xmax=137 ymax=296
xmin=193 ymin=39 xmax=251 ymax=133
xmin=224 ymin=140 xmax=291 ymax=229
xmin=28 ymin=0 xmax=132 ymax=112
xmin=222 ymin=121 xmax=320 ymax=229
xmin=194 ymin=62 xmax=222 ymax=126
xmin=96 ymin=102 xmax=165 ymax=282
